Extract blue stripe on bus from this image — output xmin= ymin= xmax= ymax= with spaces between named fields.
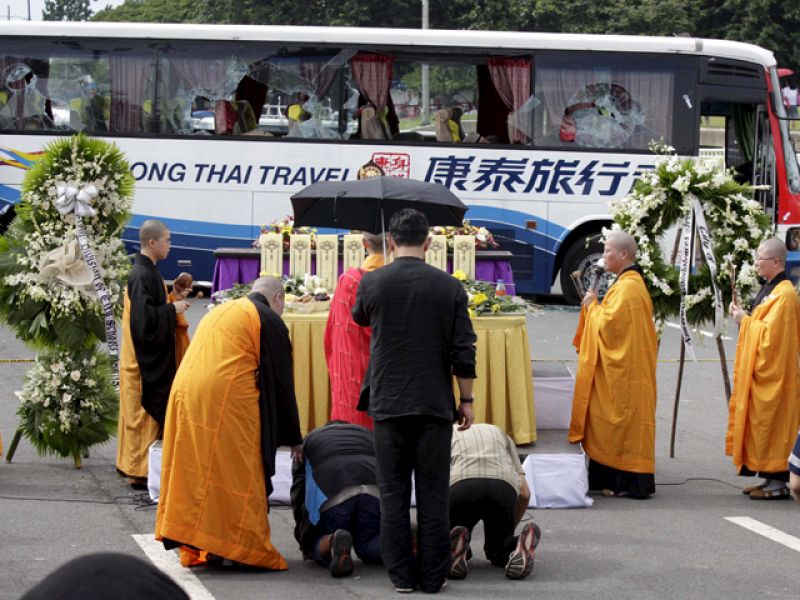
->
xmin=127 ymin=214 xmax=256 ymax=239
xmin=0 ymin=184 xmax=20 ymax=205
xmin=0 ymin=148 xmax=36 ymax=167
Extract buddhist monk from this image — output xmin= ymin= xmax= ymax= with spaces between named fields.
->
xmin=116 ymin=220 xmax=189 ymax=488
xmin=569 ymin=230 xmax=658 ymax=499
xmin=156 ymin=276 xmax=302 ymax=569
xmin=727 ymin=238 xmax=800 ymax=500
xmin=323 ymin=232 xmax=385 ymax=429
xmin=169 ymin=272 xmax=193 ymax=363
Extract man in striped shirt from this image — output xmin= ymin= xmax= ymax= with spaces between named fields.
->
xmin=789 ymin=432 xmax=800 ymax=504
xmin=448 ymin=423 xmax=540 ymax=581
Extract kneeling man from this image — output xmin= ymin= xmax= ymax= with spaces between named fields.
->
xmin=448 ymin=423 xmax=539 ymax=581
xmin=291 ymin=421 xmax=382 ymax=577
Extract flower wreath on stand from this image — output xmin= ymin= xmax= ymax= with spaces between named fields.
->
xmin=0 ymin=134 xmax=133 ymax=467
xmin=610 ymin=142 xmax=771 ymax=329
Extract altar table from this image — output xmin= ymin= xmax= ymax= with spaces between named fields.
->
xmin=212 ymin=248 xmax=516 ymax=295
xmin=283 ymin=312 xmax=536 ymax=444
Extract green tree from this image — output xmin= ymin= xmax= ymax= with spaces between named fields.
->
xmin=93 ymin=0 xmax=195 ymax=22
xmin=91 ymin=0 xmax=800 ymax=72
xmin=698 ymin=0 xmax=800 ymax=72
xmin=43 ymin=0 xmax=92 ymax=21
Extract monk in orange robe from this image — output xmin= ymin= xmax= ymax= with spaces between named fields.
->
xmin=156 ymin=276 xmax=302 ymax=569
xmin=727 ymin=238 xmax=800 ymax=500
xmin=170 ymin=272 xmax=193 ymax=362
xmin=116 ymin=221 xmax=190 ymax=487
xmin=324 ymin=232 xmax=385 ymax=429
xmin=569 ymin=230 xmax=658 ymax=499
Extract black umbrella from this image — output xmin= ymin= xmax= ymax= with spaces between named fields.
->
xmin=290 ymin=176 xmax=467 ymax=234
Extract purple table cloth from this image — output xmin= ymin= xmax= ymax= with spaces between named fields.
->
xmin=213 ymin=255 xmax=515 ymax=296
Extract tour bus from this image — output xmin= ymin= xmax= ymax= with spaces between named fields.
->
xmin=0 ymin=21 xmax=798 ymax=302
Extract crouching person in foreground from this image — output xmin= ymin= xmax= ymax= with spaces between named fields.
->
xmin=291 ymin=421 xmax=382 ymax=577
xmin=448 ymin=423 xmax=540 ymax=581
xmin=155 ymin=276 xmax=303 ymax=569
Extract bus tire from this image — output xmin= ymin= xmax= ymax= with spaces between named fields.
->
xmin=559 ymin=234 xmax=604 ymax=305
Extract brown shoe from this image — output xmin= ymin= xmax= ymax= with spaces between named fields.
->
xmin=749 ymin=486 xmax=790 ymax=500
xmin=742 ymin=482 xmax=767 ymax=495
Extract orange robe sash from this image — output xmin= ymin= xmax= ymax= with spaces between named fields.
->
xmin=569 ymin=270 xmax=658 ymax=474
xmin=726 ymin=279 xmax=800 ymax=473
xmin=155 ymin=297 xmax=286 ymax=570
xmin=116 ymin=288 xmax=188 ymax=478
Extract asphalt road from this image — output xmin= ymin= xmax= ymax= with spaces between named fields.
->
xmin=1 ymin=299 xmax=798 ymax=599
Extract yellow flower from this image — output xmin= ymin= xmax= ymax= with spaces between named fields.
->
xmin=491 ymin=303 xmax=501 ymax=314
xmin=453 ymin=269 xmax=468 ymax=281
xmin=468 ymin=308 xmax=476 ymax=319
xmin=472 ymin=292 xmax=488 ymax=305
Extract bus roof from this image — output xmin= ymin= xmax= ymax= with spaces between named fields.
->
xmin=0 ymin=21 xmax=777 ymax=68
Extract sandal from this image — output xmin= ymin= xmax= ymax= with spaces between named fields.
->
xmin=742 ymin=482 xmax=767 ymax=495
xmin=749 ymin=487 xmax=790 ymax=500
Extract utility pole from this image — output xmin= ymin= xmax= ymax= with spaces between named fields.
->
xmin=27 ymin=0 xmax=30 ymax=20
xmin=420 ymin=0 xmax=430 ymax=125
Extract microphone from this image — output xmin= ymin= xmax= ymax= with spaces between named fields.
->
xmin=589 ymin=258 xmax=606 ymax=292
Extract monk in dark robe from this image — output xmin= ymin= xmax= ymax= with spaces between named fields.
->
xmin=727 ymin=238 xmax=800 ymax=500
xmin=569 ymin=230 xmax=658 ymax=499
xmin=323 ymin=232 xmax=385 ymax=429
xmin=156 ymin=276 xmax=303 ymax=569
xmin=116 ymin=220 xmax=189 ymax=487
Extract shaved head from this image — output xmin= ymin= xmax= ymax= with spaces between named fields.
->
xmin=606 ymin=230 xmax=638 ymax=259
xmin=759 ymin=238 xmax=787 ymax=264
xmin=139 ymin=219 xmax=168 ymax=246
xmin=251 ymin=276 xmax=286 ymax=315
xmin=363 ymin=232 xmax=386 ymax=254
xmin=251 ymin=276 xmax=284 ymax=298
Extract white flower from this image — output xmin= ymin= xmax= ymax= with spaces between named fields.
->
xmin=70 ymin=370 xmax=81 ymax=382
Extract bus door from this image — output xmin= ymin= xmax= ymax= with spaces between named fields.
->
xmin=725 ymin=103 xmax=776 ymax=221
xmin=752 ymin=106 xmax=777 ymax=221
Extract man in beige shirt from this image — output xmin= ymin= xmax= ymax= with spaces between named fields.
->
xmin=448 ymin=423 xmax=540 ymax=581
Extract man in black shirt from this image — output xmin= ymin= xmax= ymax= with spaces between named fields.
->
xmin=353 ymin=208 xmax=477 ymax=594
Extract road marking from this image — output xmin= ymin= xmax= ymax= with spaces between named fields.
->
xmin=132 ymin=534 xmax=215 ymax=599
xmin=665 ymin=321 xmax=731 ymax=340
xmin=725 ymin=516 xmax=800 ymax=553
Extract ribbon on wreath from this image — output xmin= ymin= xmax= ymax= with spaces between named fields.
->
xmin=55 ymin=181 xmax=98 ymax=218
xmin=678 ymin=195 xmax=724 ymax=361
xmin=55 ymin=182 xmax=119 ymax=388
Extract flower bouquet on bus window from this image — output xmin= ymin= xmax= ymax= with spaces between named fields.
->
xmin=254 ymin=215 xmax=317 ymax=251
xmin=430 ymin=220 xmax=499 ymax=250
xmin=452 ymin=270 xmax=538 ymax=317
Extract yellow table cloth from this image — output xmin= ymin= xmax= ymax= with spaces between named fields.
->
xmin=283 ymin=312 xmax=536 ymax=444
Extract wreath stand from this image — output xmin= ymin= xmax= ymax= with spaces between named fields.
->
xmin=5 ymin=429 xmax=88 ymax=468
xmin=668 ymin=228 xmax=733 ymax=458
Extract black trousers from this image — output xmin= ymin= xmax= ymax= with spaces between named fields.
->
xmin=374 ymin=416 xmax=452 ymax=593
xmin=449 ymin=478 xmax=518 ymax=567
xmin=310 ymin=494 xmax=382 ymax=566
xmin=739 ymin=465 xmax=790 ymax=483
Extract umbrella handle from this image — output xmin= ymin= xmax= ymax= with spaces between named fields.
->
xmin=381 ymin=207 xmax=387 ymax=259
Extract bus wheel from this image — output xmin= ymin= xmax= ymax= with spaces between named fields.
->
xmin=559 ymin=234 xmax=608 ymax=305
